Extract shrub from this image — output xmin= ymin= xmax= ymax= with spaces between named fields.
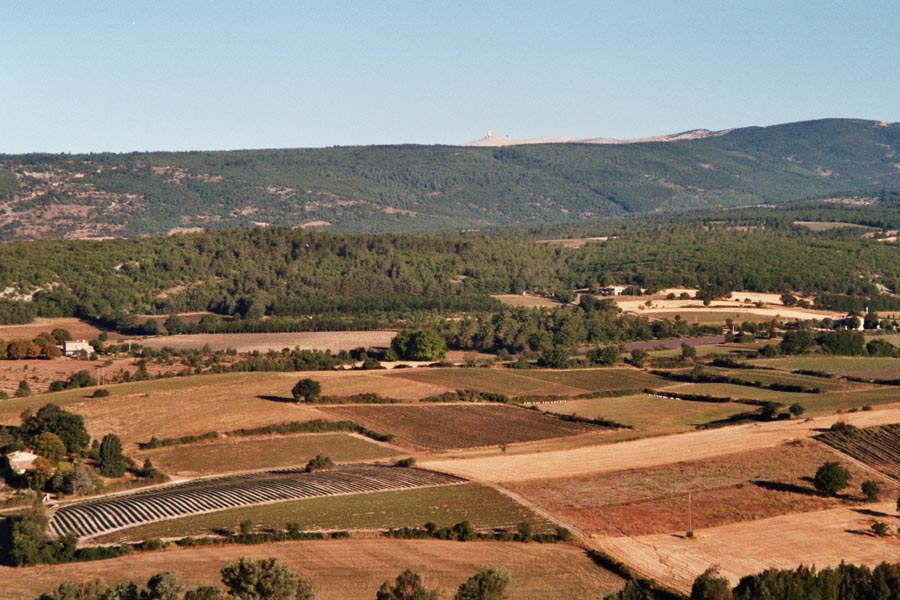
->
xmin=91 ymin=388 xmax=110 ymax=398
xmin=872 ymin=521 xmax=890 ymax=537
xmin=304 ymin=454 xmax=334 ymax=473
xmin=862 ymin=480 xmax=882 ymax=502
xmin=292 ymin=378 xmax=322 ymax=402
xmin=813 ymin=461 xmax=851 ymax=497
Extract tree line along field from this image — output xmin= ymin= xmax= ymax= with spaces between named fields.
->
xmin=0 ymin=538 xmax=624 ymax=600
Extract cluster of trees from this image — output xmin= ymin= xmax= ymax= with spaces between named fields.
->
xmin=36 ymin=557 xmax=316 ymax=600
xmin=2 ymin=404 xmax=139 ymax=498
xmin=607 ymin=562 xmax=900 ymax=600
xmin=775 ymin=329 xmax=888 ymax=357
xmin=0 ymin=328 xmax=72 ymax=360
xmin=34 ymin=559 xmax=510 ymax=600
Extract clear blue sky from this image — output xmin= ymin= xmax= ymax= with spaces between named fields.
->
xmin=2 ymin=1 xmax=898 ymax=153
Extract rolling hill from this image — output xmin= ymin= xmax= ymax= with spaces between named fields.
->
xmin=0 ymin=118 xmax=897 ymax=240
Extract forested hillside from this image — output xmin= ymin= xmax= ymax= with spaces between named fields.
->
xmin=0 ymin=119 xmax=898 ymax=239
xmin=1 ymin=201 xmax=900 ymax=330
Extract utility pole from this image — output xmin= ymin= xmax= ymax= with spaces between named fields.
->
xmin=687 ymin=491 xmax=693 ymax=537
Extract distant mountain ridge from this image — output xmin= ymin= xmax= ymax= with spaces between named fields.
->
xmin=0 ymin=118 xmax=898 ymax=240
xmin=464 ymin=127 xmax=731 ymax=146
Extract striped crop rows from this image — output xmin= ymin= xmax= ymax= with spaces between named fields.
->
xmin=49 ymin=465 xmax=463 ymax=539
xmin=818 ymin=424 xmax=900 ymax=479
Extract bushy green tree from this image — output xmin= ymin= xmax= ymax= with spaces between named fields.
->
xmin=292 ymin=378 xmax=321 ymax=403
xmin=454 ymin=567 xmax=510 ymax=600
xmin=220 ymin=557 xmax=316 ymax=600
xmin=390 ymin=330 xmax=447 ymax=361
xmin=813 ymin=461 xmax=851 ymax=497
xmin=98 ymin=433 xmax=126 ymax=477
xmin=690 ymin=567 xmax=732 ymax=600
xmin=22 ymin=404 xmax=90 ymax=453
xmin=32 ymin=431 xmax=67 ymax=463
xmin=376 ymin=569 xmax=438 ymax=600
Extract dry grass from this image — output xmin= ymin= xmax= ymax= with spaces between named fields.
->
xmin=93 ymin=483 xmax=548 ymax=543
xmin=659 ymin=381 xmax=813 ymax=403
xmin=0 ymin=373 xmax=338 ymax=448
xmin=421 ymin=407 xmax=900 ymax=482
xmin=389 ymin=368 xmax=585 ymax=397
xmin=138 ymin=330 xmax=397 ymax=353
xmin=508 ymin=440 xmax=891 ymax=537
xmin=0 ymin=538 xmax=624 ymax=600
xmin=598 ymin=503 xmax=900 ymax=593
xmin=0 ymin=317 xmax=107 ymax=342
xmin=492 ymin=294 xmax=563 ymax=308
xmin=321 ymin=404 xmax=597 ymax=450
xmin=542 ymin=394 xmax=750 ymax=437
xmin=138 ymin=433 xmax=399 ymax=477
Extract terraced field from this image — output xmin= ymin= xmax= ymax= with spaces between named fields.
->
xmin=817 ymin=423 xmax=900 ymax=480
xmin=49 ymin=466 xmax=463 ymax=539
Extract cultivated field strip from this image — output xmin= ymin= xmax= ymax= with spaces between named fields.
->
xmin=817 ymin=423 xmax=900 ymax=479
xmin=49 ymin=466 xmax=464 ymax=539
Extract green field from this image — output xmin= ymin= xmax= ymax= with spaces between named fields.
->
xmin=93 ymin=483 xmax=550 ymax=543
xmin=541 ymin=394 xmax=750 ymax=437
xmin=748 ymin=356 xmax=900 ymax=380
xmin=707 ymin=367 xmax=845 ymax=391
xmin=138 ymin=433 xmax=399 ymax=476
xmin=659 ymin=382 xmax=813 ymax=403
xmin=520 ymin=368 xmax=666 ymax=394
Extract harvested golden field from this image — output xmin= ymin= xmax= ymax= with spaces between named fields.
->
xmin=94 ymin=483 xmax=548 ymax=543
xmin=0 ymin=317 xmax=107 ymax=342
xmin=322 ymin=404 xmax=599 ymax=450
xmin=389 ymin=368 xmax=585 ymax=396
xmin=598 ymin=503 xmax=900 ymax=593
xmin=138 ymin=330 xmax=397 ymax=353
xmin=0 ymin=373 xmax=338 ymax=447
xmin=422 ymin=407 xmax=900 ymax=482
xmin=0 ymin=357 xmax=141 ymax=396
xmin=492 ymin=293 xmax=563 ymax=307
xmin=508 ymin=440 xmax=890 ymax=536
xmin=542 ymin=394 xmax=750 ymax=437
xmin=0 ymin=539 xmax=624 ymax=600
xmin=138 ymin=433 xmax=399 ymax=477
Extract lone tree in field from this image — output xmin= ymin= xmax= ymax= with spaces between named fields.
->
xmin=813 ymin=461 xmax=851 ymax=497
xmin=98 ymin=433 xmax=126 ymax=477
xmin=862 ymin=480 xmax=882 ymax=502
xmin=292 ymin=378 xmax=321 ymax=403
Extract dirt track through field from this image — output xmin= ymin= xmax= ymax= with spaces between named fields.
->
xmin=597 ymin=502 xmax=900 ymax=593
xmin=421 ymin=407 xmax=900 ymax=482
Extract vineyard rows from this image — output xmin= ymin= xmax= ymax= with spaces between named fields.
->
xmin=48 ymin=466 xmax=463 ymax=539
xmin=818 ymin=424 xmax=900 ymax=479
